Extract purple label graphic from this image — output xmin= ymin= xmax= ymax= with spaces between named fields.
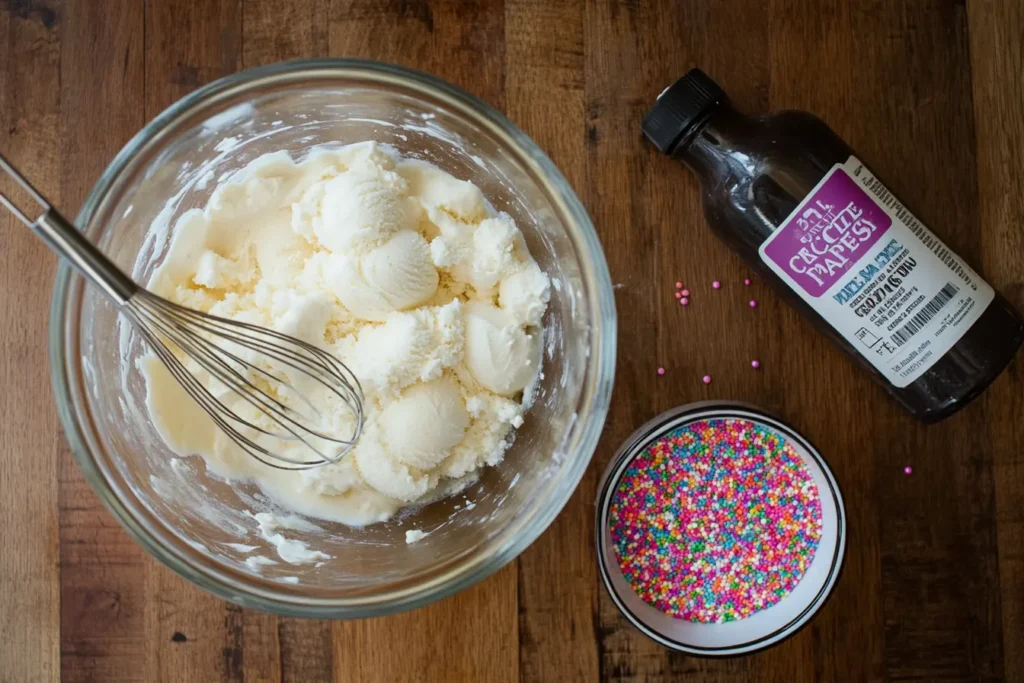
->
xmin=763 ymin=169 xmax=892 ymax=297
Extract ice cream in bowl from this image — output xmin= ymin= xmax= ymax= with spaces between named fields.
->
xmin=51 ymin=60 xmax=615 ymax=616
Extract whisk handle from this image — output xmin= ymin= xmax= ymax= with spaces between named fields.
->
xmin=35 ymin=208 xmax=138 ymax=305
xmin=1 ymin=152 xmax=137 ymax=305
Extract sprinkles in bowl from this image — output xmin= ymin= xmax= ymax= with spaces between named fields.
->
xmin=608 ymin=418 xmax=823 ymax=623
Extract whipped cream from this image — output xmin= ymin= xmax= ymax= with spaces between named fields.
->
xmin=141 ymin=142 xmax=549 ymax=525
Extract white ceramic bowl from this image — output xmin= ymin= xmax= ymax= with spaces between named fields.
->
xmin=596 ymin=403 xmax=846 ymax=656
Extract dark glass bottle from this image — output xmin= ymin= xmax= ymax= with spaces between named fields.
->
xmin=644 ymin=69 xmax=1023 ymax=423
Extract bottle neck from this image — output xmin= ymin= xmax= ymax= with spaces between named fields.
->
xmin=672 ymin=104 xmax=754 ymax=181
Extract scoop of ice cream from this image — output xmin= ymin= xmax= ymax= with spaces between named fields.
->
xmin=499 ymin=261 xmax=551 ymax=327
xmin=353 ymin=429 xmax=437 ymax=502
xmin=378 ymin=378 xmax=469 ymax=470
xmin=427 ymin=208 xmax=473 ymax=269
xmin=463 ymin=301 xmax=541 ymax=396
xmin=441 ymin=392 xmax=521 ymax=478
xmin=468 ymin=214 xmax=522 ymax=295
xmin=398 ymin=159 xmax=489 ymax=223
xmin=325 ymin=230 xmax=438 ymax=321
xmin=352 ymin=377 xmax=470 ymax=501
xmin=345 ymin=300 xmax=464 ymax=395
xmin=360 ymin=230 xmax=439 ymax=307
xmin=427 ymin=210 xmax=526 ymax=297
xmin=315 ymin=163 xmax=412 ymax=253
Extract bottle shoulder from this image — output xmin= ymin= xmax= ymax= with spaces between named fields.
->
xmin=690 ymin=110 xmax=853 ymax=248
xmin=746 ymin=110 xmax=851 ymax=161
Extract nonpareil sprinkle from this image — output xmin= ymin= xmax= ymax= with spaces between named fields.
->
xmin=608 ymin=418 xmax=822 ymax=623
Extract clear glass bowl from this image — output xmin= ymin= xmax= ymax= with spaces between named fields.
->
xmin=49 ymin=59 xmax=616 ymax=617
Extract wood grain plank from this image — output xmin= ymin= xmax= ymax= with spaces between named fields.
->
xmin=328 ymin=3 xmax=516 ymax=682
xmin=140 ymin=1 xmax=251 ymax=681
xmin=968 ymin=2 xmax=1024 ymax=682
xmin=503 ymin=2 xmax=598 ymax=682
xmin=145 ymin=0 xmax=241 ymax=114
xmin=330 ymin=0 xmax=505 ymax=106
xmin=242 ymin=0 xmax=330 ymax=67
xmin=56 ymin=2 xmax=148 ymax=681
xmin=0 ymin=2 xmax=62 ymax=682
xmin=332 ymin=563 xmax=518 ymax=683
xmin=277 ymin=616 xmax=333 ymax=683
xmin=243 ymin=610 xmax=282 ymax=683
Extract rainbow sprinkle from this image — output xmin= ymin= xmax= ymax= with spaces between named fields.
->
xmin=608 ymin=418 xmax=822 ymax=623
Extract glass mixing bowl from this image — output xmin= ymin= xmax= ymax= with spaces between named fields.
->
xmin=49 ymin=59 xmax=616 ymax=617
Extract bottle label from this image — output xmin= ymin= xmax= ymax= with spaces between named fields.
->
xmin=759 ymin=156 xmax=994 ymax=387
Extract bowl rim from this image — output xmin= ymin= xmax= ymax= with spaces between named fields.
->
xmin=594 ymin=402 xmax=847 ymax=656
xmin=49 ymin=57 xmax=617 ymax=617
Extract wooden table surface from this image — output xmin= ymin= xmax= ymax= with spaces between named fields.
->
xmin=2 ymin=1 xmax=1023 ymax=681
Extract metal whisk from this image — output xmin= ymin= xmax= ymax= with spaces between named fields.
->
xmin=0 ymin=153 xmax=363 ymax=470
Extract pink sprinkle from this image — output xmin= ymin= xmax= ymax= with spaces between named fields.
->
xmin=744 ymin=278 xmax=751 ymax=286
xmin=682 ymin=289 xmax=690 ymax=297
xmin=680 ymin=297 xmax=689 ymax=306
xmin=702 ymin=375 xmax=712 ymax=385
xmin=675 ymin=281 xmax=683 ymax=289
xmin=712 ymin=280 xmax=721 ymax=289
xmin=657 ymin=367 xmax=666 ymax=376
xmin=749 ymin=300 xmax=758 ymax=308
xmin=903 ymin=466 xmax=913 ymax=475
xmin=674 ymin=291 xmax=682 ymax=299
xmin=751 ymin=360 xmax=761 ymax=369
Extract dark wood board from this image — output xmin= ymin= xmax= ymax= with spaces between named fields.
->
xmin=1 ymin=1 xmax=1022 ymax=681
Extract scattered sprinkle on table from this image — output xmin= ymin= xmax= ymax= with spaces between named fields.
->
xmin=751 ymin=360 xmax=761 ymax=369
xmin=682 ymin=289 xmax=690 ymax=297
xmin=680 ymin=297 xmax=689 ymax=306
xmin=712 ymin=280 xmax=721 ymax=289
xmin=702 ymin=375 xmax=712 ymax=384
xmin=744 ymin=278 xmax=751 ymax=286
xmin=903 ymin=465 xmax=913 ymax=475
xmin=675 ymin=291 xmax=683 ymax=299
xmin=676 ymin=281 xmax=683 ymax=289
xmin=657 ymin=367 xmax=666 ymax=376
xmin=749 ymin=300 xmax=758 ymax=308
xmin=608 ymin=418 xmax=823 ymax=623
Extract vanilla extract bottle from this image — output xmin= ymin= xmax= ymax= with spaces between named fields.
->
xmin=644 ymin=69 xmax=1023 ymax=422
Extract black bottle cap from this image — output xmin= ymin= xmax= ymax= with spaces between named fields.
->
xmin=643 ymin=69 xmax=727 ymax=154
